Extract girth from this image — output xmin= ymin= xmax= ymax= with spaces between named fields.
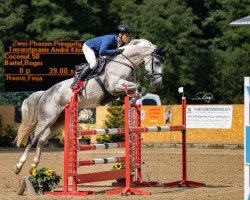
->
xmin=94 ymin=77 xmax=117 ymax=105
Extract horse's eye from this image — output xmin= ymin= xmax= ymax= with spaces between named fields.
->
xmin=154 ymin=61 xmax=160 ymax=65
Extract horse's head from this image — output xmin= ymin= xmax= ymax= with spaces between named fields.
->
xmin=144 ymin=46 xmax=167 ymax=87
xmin=117 ymin=39 xmax=167 ymax=88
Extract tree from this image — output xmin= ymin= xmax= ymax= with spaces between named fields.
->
xmin=201 ymin=0 xmax=250 ymax=103
xmin=112 ymin=0 xmax=203 ymax=103
xmin=0 ymin=0 xmax=29 ymax=91
xmin=0 ymin=0 xmax=80 ymax=94
xmin=1 ymin=0 xmax=250 ymax=103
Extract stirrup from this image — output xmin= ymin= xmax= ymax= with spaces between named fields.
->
xmin=70 ymin=79 xmax=79 ymax=89
xmin=78 ymin=85 xmax=85 ymax=94
xmin=77 ymin=81 xmax=85 ymax=94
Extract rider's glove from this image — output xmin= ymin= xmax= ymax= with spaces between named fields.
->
xmin=116 ymin=49 xmax=124 ymax=55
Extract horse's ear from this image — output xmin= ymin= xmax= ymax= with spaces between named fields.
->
xmin=155 ymin=46 xmax=168 ymax=56
xmin=160 ymin=47 xmax=168 ymax=56
xmin=155 ymin=46 xmax=163 ymax=53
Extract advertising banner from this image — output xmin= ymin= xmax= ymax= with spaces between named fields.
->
xmin=186 ymin=105 xmax=233 ymax=129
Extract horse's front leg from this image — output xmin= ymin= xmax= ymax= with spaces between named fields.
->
xmin=115 ymin=79 xmax=146 ymax=97
xmin=114 ymin=79 xmax=146 ymax=105
xmin=134 ymin=85 xmax=147 ymax=98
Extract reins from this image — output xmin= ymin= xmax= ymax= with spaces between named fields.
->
xmin=105 ymin=53 xmax=139 ymax=78
xmin=105 ymin=50 xmax=164 ymax=80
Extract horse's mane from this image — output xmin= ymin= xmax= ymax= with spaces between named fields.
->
xmin=117 ymin=39 xmax=156 ymax=58
xmin=127 ymin=39 xmax=156 ymax=48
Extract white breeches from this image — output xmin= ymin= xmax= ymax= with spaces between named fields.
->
xmin=82 ymin=43 xmax=98 ymax=69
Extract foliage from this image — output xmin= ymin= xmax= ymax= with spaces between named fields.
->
xmin=103 ymin=106 xmax=124 ymax=128
xmin=0 ymin=92 xmax=30 ymax=105
xmin=0 ymin=125 xmax=17 ymax=147
xmin=0 ymin=0 xmax=250 ymax=103
xmin=29 ymin=167 xmax=61 ymax=194
xmin=51 ymin=128 xmax=62 ymax=140
xmin=4 ymin=124 xmax=17 ymax=138
xmin=96 ymin=106 xmax=124 ymax=143
xmin=77 ymin=125 xmax=91 ymax=143
xmin=114 ymin=0 xmax=203 ymax=103
xmin=96 ymin=134 xmax=111 ymax=144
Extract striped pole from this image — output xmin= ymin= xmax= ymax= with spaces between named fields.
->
xmin=79 ymin=125 xmax=185 ymax=136
xmin=78 ymin=157 xmax=125 ymax=166
xmin=79 ymin=142 xmax=125 ymax=151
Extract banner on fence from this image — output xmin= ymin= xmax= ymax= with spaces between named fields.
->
xmin=186 ymin=105 xmax=233 ymax=129
xmin=141 ymin=106 xmax=165 ymax=126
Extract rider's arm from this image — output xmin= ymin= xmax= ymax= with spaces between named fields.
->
xmin=99 ymin=37 xmax=118 ymax=56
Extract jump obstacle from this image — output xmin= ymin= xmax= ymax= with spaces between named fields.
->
xmin=46 ymin=81 xmax=205 ymax=196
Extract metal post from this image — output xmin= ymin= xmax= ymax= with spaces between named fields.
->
xmin=182 ymin=97 xmax=187 ymax=181
xmin=164 ymin=88 xmax=205 ymax=187
xmin=63 ymin=104 xmax=69 ymax=193
xmin=124 ymin=94 xmax=131 ymax=190
xmin=106 ymin=89 xmax=151 ymax=195
xmin=135 ymin=104 xmax=142 ymax=182
xmin=71 ymin=89 xmax=78 ymax=192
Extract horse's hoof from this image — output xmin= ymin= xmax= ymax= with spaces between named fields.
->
xmin=29 ymin=164 xmax=36 ymax=175
xmin=13 ymin=165 xmax=21 ymax=175
xmin=29 ymin=168 xmax=33 ymax=175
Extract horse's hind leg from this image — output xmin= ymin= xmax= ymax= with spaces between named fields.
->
xmin=13 ymin=139 xmax=36 ymax=174
xmin=14 ymin=122 xmax=50 ymax=174
xmin=29 ymin=128 xmax=52 ymax=173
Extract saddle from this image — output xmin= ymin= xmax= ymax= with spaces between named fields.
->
xmin=75 ymin=58 xmax=107 ymax=80
xmin=74 ymin=59 xmax=117 ymax=105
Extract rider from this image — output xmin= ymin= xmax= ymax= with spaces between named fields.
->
xmin=70 ymin=25 xmax=133 ymax=88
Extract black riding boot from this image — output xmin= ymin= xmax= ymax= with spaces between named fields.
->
xmin=70 ymin=64 xmax=93 ymax=89
xmin=78 ymin=64 xmax=93 ymax=80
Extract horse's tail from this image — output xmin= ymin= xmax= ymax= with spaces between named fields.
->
xmin=15 ymin=91 xmax=45 ymax=147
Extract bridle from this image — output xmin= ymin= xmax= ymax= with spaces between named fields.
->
xmin=116 ymin=49 xmax=164 ymax=82
xmin=147 ymin=51 xmax=164 ymax=82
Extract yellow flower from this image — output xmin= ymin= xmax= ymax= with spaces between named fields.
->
xmin=32 ymin=168 xmax=38 ymax=176
xmin=113 ymin=162 xmax=124 ymax=170
xmin=45 ymin=169 xmax=55 ymax=176
xmin=116 ymin=162 xmax=124 ymax=170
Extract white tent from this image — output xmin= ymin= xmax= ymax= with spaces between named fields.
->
xmin=230 ymin=16 xmax=250 ymax=26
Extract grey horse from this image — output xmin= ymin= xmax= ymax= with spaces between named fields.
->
xmin=13 ymin=39 xmax=166 ymax=174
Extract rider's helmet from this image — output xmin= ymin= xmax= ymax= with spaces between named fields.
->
xmin=116 ymin=25 xmax=133 ymax=36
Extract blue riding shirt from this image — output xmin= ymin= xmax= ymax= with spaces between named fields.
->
xmin=85 ymin=34 xmax=124 ymax=57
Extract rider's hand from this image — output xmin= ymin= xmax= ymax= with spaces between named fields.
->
xmin=116 ymin=49 xmax=124 ymax=55
xmin=99 ymin=56 xmax=105 ymax=62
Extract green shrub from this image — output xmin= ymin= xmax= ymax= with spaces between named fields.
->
xmin=0 ymin=125 xmax=17 ymax=147
xmin=97 ymin=106 xmax=124 ymax=144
